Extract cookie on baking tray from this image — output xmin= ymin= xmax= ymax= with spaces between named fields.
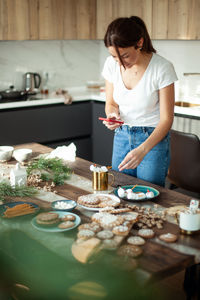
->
xmin=159 ymin=233 xmax=178 ymax=243
xmin=138 ymin=228 xmax=155 ymax=239
xmin=117 ymin=244 xmax=143 ymax=258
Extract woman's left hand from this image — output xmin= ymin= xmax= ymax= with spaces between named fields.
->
xmin=118 ymin=146 xmax=146 ymax=171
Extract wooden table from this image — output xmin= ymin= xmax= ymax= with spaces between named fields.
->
xmin=0 ymin=143 xmax=199 ymax=300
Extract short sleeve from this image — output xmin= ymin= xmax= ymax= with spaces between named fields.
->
xmin=101 ymin=56 xmax=115 ymax=83
xmin=157 ymin=62 xmax=178 ymax=90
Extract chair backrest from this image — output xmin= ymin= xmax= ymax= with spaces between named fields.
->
xmin=167 ymin=129 xmax=200 ymax=193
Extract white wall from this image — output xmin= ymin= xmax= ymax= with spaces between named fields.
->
xmin=0 ymin=39 xmax=200 ymax=99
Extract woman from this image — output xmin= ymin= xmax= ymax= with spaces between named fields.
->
xmin=101 ymin=16 xmax=177 ymax=186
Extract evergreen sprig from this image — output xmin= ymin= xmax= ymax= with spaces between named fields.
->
xmin=27 ymin=157 xmax=72 ymax=185
xmin=0 ymin=182 xmax=38 ymax=202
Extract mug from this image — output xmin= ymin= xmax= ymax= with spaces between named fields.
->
xmin=92 ymin=171 xmax=114 ymax=191
xmin=176 ymin=210 xmax=200 ymax=234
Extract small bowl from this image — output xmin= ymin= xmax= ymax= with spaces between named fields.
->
xmin=51 ymin=200 xmax=77 ymax=212
xmin=13 ymin=148 xmax=32 ymax=162
xmin=0 ymin=146 xmax=14 ymax=162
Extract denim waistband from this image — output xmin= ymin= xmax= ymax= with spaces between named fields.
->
xmin=119 ymin=125 xmax=155 ymax=133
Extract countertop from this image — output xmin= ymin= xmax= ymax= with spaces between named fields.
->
xmin=0 ymin=86 xmax=200 ymax=119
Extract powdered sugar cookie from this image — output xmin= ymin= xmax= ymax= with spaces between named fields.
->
xmin=58 ymin=221 xmax=74 ymax=229
xmin=117 ymin=245 xmax=143 ymax=258
xmin=97 ymin=230 xmax=114 ymax=240
xmin=159 ymin=233 xmax=178 ymax=243
xmin=99 ymin=199 xmax=120 ymax=208
xmin=60 ymin=214 xmax=76 ymax=222
xmin=127 ymin=236 xmax=146 ymax=246
xmin=77 ymin=194 xmax=100 ymax=207
xmin=77 ymin=229 xmax=95 ymax=239
xmin=102 ymin=239 xmax=118 ymax=250
xmin=138 ymin=229 xmax=155 ymax=239
xmin=99 ymin=213 xmax=124 ymax=229
xmin=112 ymin=225 xmax=129 ymax=236
xmin=78 ymin=222 xmax=102 ymax=233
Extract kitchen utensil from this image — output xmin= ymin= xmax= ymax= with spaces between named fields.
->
xmin=24 ymin=72 xmax=41 ymax=92
xmin=0 ymin=86 xmax=28 ymax=101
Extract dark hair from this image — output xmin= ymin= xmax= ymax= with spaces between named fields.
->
xmin=104 ymin=16 xmax=156 ymax=54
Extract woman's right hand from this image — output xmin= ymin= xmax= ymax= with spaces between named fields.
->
xmin=103 ymin=112 xmax=122 ymax=130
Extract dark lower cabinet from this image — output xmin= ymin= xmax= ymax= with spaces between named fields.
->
xmin=0 ymin=100 xmax=114 ymax=164
xmin=92 ymin=101 xmax=114 ymax=166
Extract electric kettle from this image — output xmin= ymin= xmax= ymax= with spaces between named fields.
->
xmin=24 ymin=72 xmax=41 ymax=92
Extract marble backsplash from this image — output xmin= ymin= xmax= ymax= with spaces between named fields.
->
xmin=0 ymin=39 xmax=200 ymax=99
xmin=0 ymin=40 xmax=103 ymax=91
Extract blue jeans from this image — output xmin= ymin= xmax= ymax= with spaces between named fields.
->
xmin=112 ymin=126 xmax=170 ymax=187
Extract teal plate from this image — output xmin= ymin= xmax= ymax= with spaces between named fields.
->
xmin=31 ymin=211 xmax=81 ymax=233
xmin=0 ymin=201 xmax=40 ymax=218
xmin=114 ymin=185 xmax=160 ymax=201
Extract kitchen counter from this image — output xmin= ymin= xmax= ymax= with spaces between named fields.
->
xmin=0 ymin=86 xmax=106 ymax=110
xmin=0 ymin=86 xmax=200 ymax=119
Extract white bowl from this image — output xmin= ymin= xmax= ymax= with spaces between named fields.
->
xmin=0 ymin=146 xmax=14 ymax=161
xmin=13 ymin=148 xmax=32 ymax=162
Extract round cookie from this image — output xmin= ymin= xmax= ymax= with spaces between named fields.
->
xmin=60 ymin=214 xmax=76 ymax=221
xmin=138 ymin=229 xmax=155 ymax=239
xmin=112 ymin=225 xmax=129 ymax=236
xmin=97 ymin=230 xmax=114 ymax=240
xmin=117 ymin=245 xmax=143 ymax=258
xmin=127 ymin=236 xmax=146 ymax=246
xmin=102 ymin=239 xmax=118 ymax=250
xmin=36 ymin=212 xmax=59 ymax=226
xmin=58 ymin=221 xmax=75 ymax=229
xmin=78 ymin=222 xmax=102 ymax=233
xmin=77 ymin=229 xmax=95 ymax=240
xmin=159 ymin=233 xmax=178 ymax=243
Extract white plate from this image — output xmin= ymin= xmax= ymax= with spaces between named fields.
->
xmin=77 ymin=193 xmax=120 ymax=211
xmin=31 ymin=211 xmax=81 ymax=232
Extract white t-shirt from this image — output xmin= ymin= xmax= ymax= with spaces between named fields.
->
xmin=102 ymin=53 xmax=178 ymax=127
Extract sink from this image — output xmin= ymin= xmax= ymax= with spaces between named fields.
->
xmin=175 ymin=101 xmax=200 ymax=108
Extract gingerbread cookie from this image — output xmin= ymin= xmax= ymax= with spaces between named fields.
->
xmin=138 ymin=229 xmax=155 ymax=239
xmin=159 ymin=233 xmax=178 ymax=243
xmin=117 ymin=245 xmax=143 ymax=258
xmin=127 ymin=236 xmax=146 ymax=246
